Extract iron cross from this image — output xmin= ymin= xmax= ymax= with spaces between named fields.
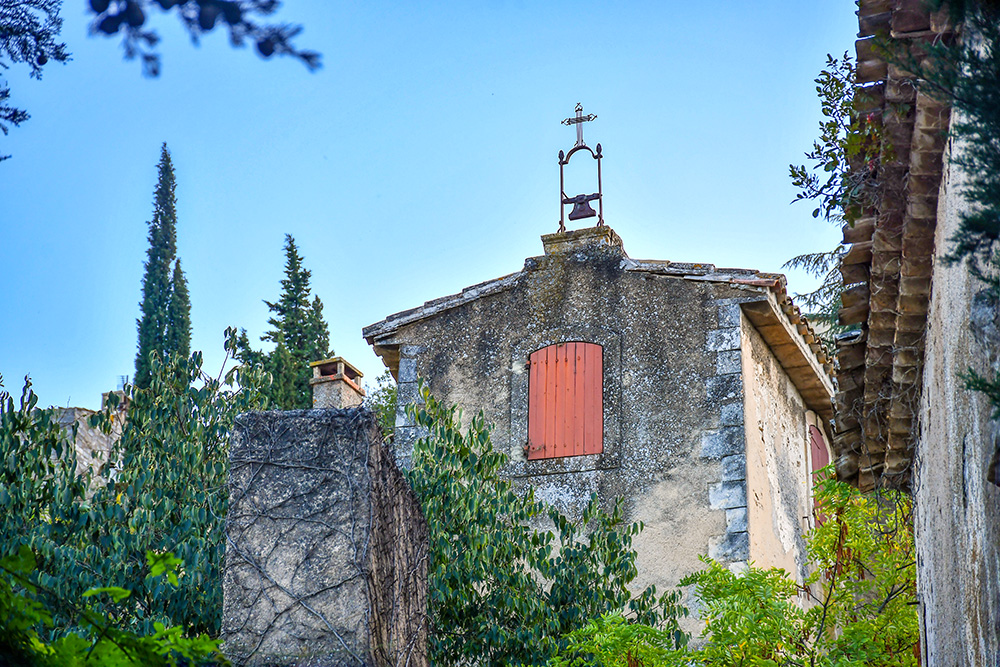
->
xmin=561 ymin=103 xmax=597 ymax=147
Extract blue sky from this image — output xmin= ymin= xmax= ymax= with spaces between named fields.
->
xmin=1 ymin=1 xmax=858 ymax=408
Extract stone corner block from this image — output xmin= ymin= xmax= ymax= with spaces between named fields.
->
xmin=700 ymin=427 xmax=744 ymax=459
xmin=725 ymin=506 xmax=748 ymax=533
xmin=720 ymin=401 xmax=744 ymax=426
xmin=707 ymin=374 xmax=743 ymax=403
xmin=397 ymin=357 xmax=418 ymax=383
xmin=716 ymin=350 xmax=742 ymax=376
xmin=717 ymin=303 xmax=742 ymax=328
xmin=709 ymin=480 xmax=747 ymax=510
xmin=706 ymin=327 xmax=741 ymax=352
xmin=720 ymin=453 xmax=747 ymax=482
xmin=708 ymin=530 xmax=749 ymax=562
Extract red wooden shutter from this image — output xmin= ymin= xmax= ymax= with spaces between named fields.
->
xmin=809 ymin=425 xmax=830 ymax=473
xmin=527 ymin=342 xmax=603 ymax=459
xmin=810 ymin=424 xmax=830 ymax=522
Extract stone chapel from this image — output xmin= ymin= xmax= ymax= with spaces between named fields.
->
xmin=363 ymin=224 xmax=835 ymax=593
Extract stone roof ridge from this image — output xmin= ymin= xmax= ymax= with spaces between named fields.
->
xmin=363 ymin=270 xmax=524 ymax=340
xmin=622 ymin=259 xmax=831 ymax=376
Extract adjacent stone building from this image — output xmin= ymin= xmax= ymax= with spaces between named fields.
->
xmin=363 ymin=225 xmax=835 ymax=593
xmin=832 ymin=2 xmax=1000 ymax=663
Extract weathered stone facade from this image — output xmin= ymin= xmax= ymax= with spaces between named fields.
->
xmin=222 ymin=408 xmax=427 ymax=667
xmin=364 ymin=226 xmax=833 ymax=597
xmin=915 ymin=135 xmax=1000 ymax=667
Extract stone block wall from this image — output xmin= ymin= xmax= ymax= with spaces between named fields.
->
xmin=223 ymin=408 xmax=427 ymax=667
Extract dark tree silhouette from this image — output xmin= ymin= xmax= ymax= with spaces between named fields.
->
xmin=166 ymin=257 xmax=191 ymax=360
xmin=237 ymin=234 xmax=331 ymax=409
xmin=0 ymin=1 xmax=319 ymax=159
xmin=86 ymin=0 xmax=321 ymax=77
xmin=0 ymin=0 xmax=71 ymax=160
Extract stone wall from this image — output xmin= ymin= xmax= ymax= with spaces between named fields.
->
xmin=740 ymin=313 xmax=817 ymax=586
xmin=222 ymin=408 xmax=427 ymax=667
xmin=916 ymin=141 xmax=1000 ymax=667
xmin=54 ymin=407 xmax=120 ymax=489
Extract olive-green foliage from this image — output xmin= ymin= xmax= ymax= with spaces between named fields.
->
xmin=0 ymin=330 xmax=266 ymax=640
xmin=551 ymin=471 xmax=917 ymax=667
xmin=788 ymin=54 xmax=883 ymax=227
xmin=0 ymin=546 xmax=227 ymax=666
xmin=87 ymin=336 xmax=267 ymax=635
xmin=550 ymin=614 xmax=683 ymax=667
xmin=406 ymin=384 xmax=687 ymax=666
xmin=236 ymin=234 xmax=331 ymax=409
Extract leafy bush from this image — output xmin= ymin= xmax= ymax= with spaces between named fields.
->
xmin=550 ymin=470 xmax=917 ymax=667
xmin=0 ymin=546 xmax=227 ymax=666
xmin=406 ymin=384 xmax=687 ymax=666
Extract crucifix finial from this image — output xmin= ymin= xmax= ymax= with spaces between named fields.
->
xmin=561 ymin=103 xmax=597 ymax=147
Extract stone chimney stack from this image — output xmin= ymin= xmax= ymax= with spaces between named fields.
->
xmin=309 ymin=357 xmax=366 ymax=409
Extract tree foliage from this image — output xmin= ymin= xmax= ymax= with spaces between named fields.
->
xmin=0 ymin=0 xmax=71 ymax=159
xmin=363 ymin=369 xmax=397 ymax=438
xmin=86 ymin=0 xmax=320 ymax=77
xmin=0 ymin=546 xmax=228 ymax=665
xmin=406 ymin=384 xmax=687 ymax=666
xmin=551 ymin=470 xmax=917 ymax=667
xmin=236 ymin=233 xmax=330 ymax=409
xmin=0 ymin=331 xmax=266 ymax=642
xmin=135 ymin=143 xmax=190 ymax=390
xmin=786 ymin=53 xmax=886 ymax=344
xmin=165 ymin=259 xmax=191 ymax=361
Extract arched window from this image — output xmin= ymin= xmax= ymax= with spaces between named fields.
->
xmin=527 ymin=342 xmax=603 ymax=460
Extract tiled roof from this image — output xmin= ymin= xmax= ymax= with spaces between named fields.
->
xmin=831 ymin=0 xmax=953 ymax=491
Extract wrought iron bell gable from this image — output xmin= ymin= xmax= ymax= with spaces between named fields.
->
xmin=558 ymin=104 xmax=603 ymax=232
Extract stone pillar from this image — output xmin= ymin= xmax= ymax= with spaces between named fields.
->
xmin=223 ymin=408 xmax=427 ymax=667
xmin=310 ymin=357 xmax=366 ymax=409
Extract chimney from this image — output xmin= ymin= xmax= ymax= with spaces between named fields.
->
xmin=309 ymin=357 xmax=366 ymax=409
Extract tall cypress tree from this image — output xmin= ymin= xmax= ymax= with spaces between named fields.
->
xmin=166 ymin=259 xmax=192 ymax=361
xmin=237 ymin=234 xmax=331 ymax=408
xmin=135 ymin=144 xmax=190 ymax=388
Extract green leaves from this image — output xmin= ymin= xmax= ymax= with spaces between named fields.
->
xmin=407 ymin=383 xmax=687 ymax=666
xmin=147 ymin=552 xmax=183 ymax=587
xmin=83 ymin=586 xmax=131 ymax=603
xmin=0 ymin=337 xmax=266 ymax=641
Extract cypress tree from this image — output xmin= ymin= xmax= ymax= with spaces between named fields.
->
xmin=135 ymin=144 xmax=179 ymax=389
xmin=166 ymin=258 xmax=192 ymax=361
xmin=238 ymin=234 xmax=331 ymax=409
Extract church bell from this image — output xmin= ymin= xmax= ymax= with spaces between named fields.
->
xmin=564 ymin=193 xmax=599 ymax=221
xmin=568 ymin=199 xmax=596 ymax=221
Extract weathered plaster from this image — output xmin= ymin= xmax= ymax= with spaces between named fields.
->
xmin=916 ymin=141 xmax=1000 ymax=667
xmin=740 ymin=313 xmax=812 ymax=584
